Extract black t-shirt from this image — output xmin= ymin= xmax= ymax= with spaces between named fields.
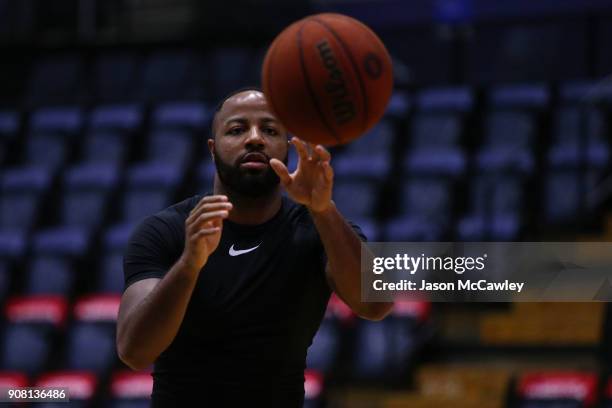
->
xmin=123 ymin=194 xmax=364 ymax=406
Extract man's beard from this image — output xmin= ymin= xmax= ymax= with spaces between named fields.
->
xmin=213 ymin=149 xmax=288 ymax=198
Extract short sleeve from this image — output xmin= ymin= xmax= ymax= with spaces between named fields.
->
xmin=123 ymin=215 xmax=182 ymax=289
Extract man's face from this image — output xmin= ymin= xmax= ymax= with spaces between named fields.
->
xmin=208 ymin=90 xmax=289 ymax=197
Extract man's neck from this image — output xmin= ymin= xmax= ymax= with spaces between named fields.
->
xmin=213 ymin=179 xmax=282 ymax=225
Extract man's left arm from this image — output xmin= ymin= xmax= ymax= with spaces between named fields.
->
xmin=270 ymin=137 xmax=393 ymax=321
xmin=310 ymin=203 xmax=393 ymax=321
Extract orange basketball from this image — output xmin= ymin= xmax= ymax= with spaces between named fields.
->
xmin=262 ymin=13 xmax=393 ymax=146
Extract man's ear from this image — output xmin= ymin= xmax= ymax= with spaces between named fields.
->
xmin=207 ymin=138 xmax=215 ymax=161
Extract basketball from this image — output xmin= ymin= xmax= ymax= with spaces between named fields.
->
xmin=262 ymin=13 xmax=394 ymax=146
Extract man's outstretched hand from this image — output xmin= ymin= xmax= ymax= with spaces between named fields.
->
xmin=270 ymin=137 xmax=334 ymax=214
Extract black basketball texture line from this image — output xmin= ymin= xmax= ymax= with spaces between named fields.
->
xmin=297 ymin=22 xmax=342 ymax=144
xmin=311 ymin=16 xmax=370 ymax=131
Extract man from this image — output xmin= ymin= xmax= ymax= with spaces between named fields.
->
xmin=116 ymin=88 xmax=393 ymax=406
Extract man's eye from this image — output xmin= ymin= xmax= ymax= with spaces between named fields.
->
xmin=263 ymin=127 xmax=279 ymax=136
xmin=227 ymin=127 xmax=244 ymax=135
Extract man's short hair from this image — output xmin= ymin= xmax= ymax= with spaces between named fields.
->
xmin=210 ymin=86 xmax=263 ymax=138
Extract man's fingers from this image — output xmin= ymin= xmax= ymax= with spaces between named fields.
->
xmin=314 ymin=145 xmax=331 ymax=162
xmin=291 ymin=137 xmax=311 ymax=163
xmin=270 ymin=158 xmax=292 ymax=187
xmin=190 ymin=227 xmax=221 ymax=240
xmin=188 ymin=210 xmax=229 ymax=232
xmin=189 ymin=195 xmax=229 ymax=216
xmin=187 ymin=201 xmax=233 ymax=224
xmin=321 ymin=161 xmax=334 ymax=182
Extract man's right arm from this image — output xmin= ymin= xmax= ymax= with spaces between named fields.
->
xmin=116 ymin=195 xmax=232 ymax=370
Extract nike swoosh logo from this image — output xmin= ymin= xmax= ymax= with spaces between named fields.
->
xmin=229 ymin=243 xmax=261 ymax=257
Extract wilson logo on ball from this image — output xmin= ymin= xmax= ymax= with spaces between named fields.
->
xmin=316 ymin=40 xmax=356 ymax=125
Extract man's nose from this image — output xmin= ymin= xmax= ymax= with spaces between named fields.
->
xmin=245 ymin=127 xmax=265 ymax=148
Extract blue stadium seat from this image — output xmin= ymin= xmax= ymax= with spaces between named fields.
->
xmin=548 ymin=82 xmax=612 ymax=169
xmin=416 ymin=86 xmax=473 ymax=113
xmin=458 ymin=175 xmax=524 ymax=240
xmin=307 ymin=295 xmax=354 ymax=374
xmin=544 ymin=170 xmax=601 ymax=223
xmin=406 ymin=113 xmax=465 ymax=175
xmin=195 ymin=160 xmax=215 ymax=195
xmin=385 ymin=179 xmax=452 ymax=241
xmin=1 ymin=296 xmax=67 ymax=376
xmin=63 ymin=295 xmax=120 ymax=373
xmin=34 ymin=371 xmax=97 ymax=408
xmin=25 ymin=56 xmax=83 ymax=107
xmin=90 ymin=104 xmax=143 ymax=132
xmin=489 ymin=83 xmax=549 ymax=109
xmin=516 ymin=372 xmax=597 ymax=408
xmin=0 ymin=166 xmax=52 ymax=232
xmin=24 ymin=229 xmax=89 ymax=296
xmin=136 ymin=51 xmax=204 ymax=102
xmin=0 ymin=110 xmax=19 ymax=140
xmin=0 ymin=230 xmax=27 ymax=261
xmin=333 ymin=120 xmax=395 ymax=179
xmin=306 ymin=318 xmax=340 ymax=374
xmin=351 ymin=301 xmax=430 ymax=381
xmin=152 ymin=101 xmax=210 ymax=130
xmin=25 ymin=107 xmax=83 ymax=170
xmin=30 ymin=107 xmax=83 ymax=135
xmin=92 ymin=53 xmax=140 ymax=103
xmin=81 ymin=130 xmax=131 ymax=165
xmin=404 ymin=88 xmax=470 ymax=182
xmin=549 ymin=107 xmax=609 ymax=168
xmin=61 ymin=163 xmax=119 ymax=229
xmin=122 ymin=162 xmax=183 ymax=223
xmin=477 ymin=111 xmax=537 ymax=173
xmin=107 ymin=371 xmax=153 ymax=408
xmin=147 ymin=130 xmax=193 ymax=165
xmin=385 ymin=92 xmax=410 ymax=118
xmin=333 ymin=180 xmax=379 ymax=220
xmin=98 ymin=224 xmax=133 ymax=294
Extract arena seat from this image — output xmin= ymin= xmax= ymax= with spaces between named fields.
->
xmin=24 ymin=228 xmax=89 ymax=296
xmin=0 ymin=296 xmax=67 ymax=376
xmin=62 ymin=295 xmax=120 ymax=374
xmin=515 ymin=371 xmax=598 ymax=408
xmin=458 ymin=174 xmax=524 ymax=240
xmin=0 ymin=166 xmax=52 ymax=232
xmin=107 ymin=370 xmax=153 ymax=408
xmin=34 ymin=371 xmax=97 ymax=408
xmin=351 ymin=301 xmax=431 ymax=382
xmin=97 ymin=224 xmax=132 ymax=294
xmin=385 ymin=178 xmax=452 ymax=241
xmin=121 ymin=162 xmax=184 ymax=223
